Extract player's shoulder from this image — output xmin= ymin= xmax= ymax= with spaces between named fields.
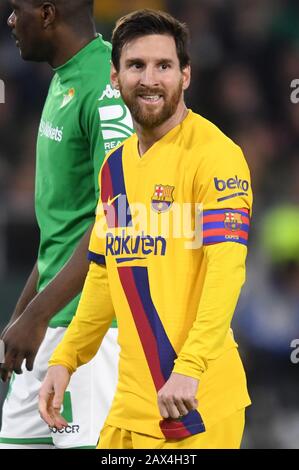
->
xmin=182 ymin=111 xmax=241 ymax=154
xmin=75 ymin=35 xmax=125 ymax=114
xmin=97 ymin=35 xmax=112 ymax=54
xmin=84 ymin=34 xmax=112 ymax=60
xmin=183 ymin=111 xmax=247 ymax=170
xmin=88 ymin=34 xmax=112 ymax=62
xmin=76 ymin=35 xmax=112 ymax=91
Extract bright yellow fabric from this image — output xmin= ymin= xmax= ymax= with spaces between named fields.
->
xmin=50 ymin=261 xmax=114 ymax=374
xmin=50 ymin=110 xmax=252 ymax=438
xmin=98 ymin=409 xmax=245 ymax=449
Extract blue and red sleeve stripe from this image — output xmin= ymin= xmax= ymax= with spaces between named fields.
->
xmin=202 ymin=208 xmax=250 ymax=246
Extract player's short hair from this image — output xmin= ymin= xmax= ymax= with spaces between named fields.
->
xmin=111 ymin=9 xmax=191 ymax=72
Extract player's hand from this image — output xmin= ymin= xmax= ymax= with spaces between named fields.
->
xmin=157 ymin=372 xmax=199 ymax=419
xmin=39 ymin=365 xmax=70 ymax=429
xmin=0 ymin=312 xmax=48 ymax=382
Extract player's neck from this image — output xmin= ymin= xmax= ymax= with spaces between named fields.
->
xmin=48 ymin=25 xmax=97 ymax=68
xmin=136 ymin=102 xmax=189 ymax=157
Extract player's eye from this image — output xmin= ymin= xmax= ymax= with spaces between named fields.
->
xmin=132 ymin=63 xmax=143 ymax=69
xmin=127 ymin=61 xmax=144 ymax=70
xmin=159 ymin=63 xmax=171 ymax=70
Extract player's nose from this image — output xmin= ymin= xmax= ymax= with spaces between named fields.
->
xmin=140 ymin=65 xmax=159 ymax=88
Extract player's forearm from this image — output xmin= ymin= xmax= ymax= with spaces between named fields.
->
xmin=49 ymin=261 xmax=115 ymax=372
xmin=173 ymin=243 xmax=247 ymax=379
xmin=8 ymin=262 xmax=39 ymax=324
xmin=21 ymin=225 xmax=93 ymax=324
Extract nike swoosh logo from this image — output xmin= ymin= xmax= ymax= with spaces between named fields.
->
xmin=107 ymin=194 xmax=122 ymax=206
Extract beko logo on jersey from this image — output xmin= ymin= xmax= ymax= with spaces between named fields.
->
xmin=106 ymin=231 xmax=167 ymax=257
xmin=214 ymin=176 xmax=249 ymax=192
xmin=39 ymin=120 xmax=64 ymax=142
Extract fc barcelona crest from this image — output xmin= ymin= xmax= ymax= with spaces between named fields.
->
xmin=224 ymin=212 xmax=243 ymax=231
xmin=151 ymin=184 xmax=175 ymax=213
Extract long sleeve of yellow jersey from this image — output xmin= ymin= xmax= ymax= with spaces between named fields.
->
xmin=173 ymin=140 xmax=252 ymax=380
xmin=49 ymin=261 xmax=114 ymax=373
xmin=173 ymin=242 xmax=246 ymax=379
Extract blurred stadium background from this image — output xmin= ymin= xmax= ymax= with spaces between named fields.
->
xmin=1 ymin=0 xmax=299 ymax=448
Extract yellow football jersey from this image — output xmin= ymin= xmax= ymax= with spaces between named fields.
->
xmin=50 ymin=110 xmax=252 ymax=439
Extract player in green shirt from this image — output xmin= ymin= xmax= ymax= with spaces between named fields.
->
xmin=0 ymin=0 xmax=133 ymax=449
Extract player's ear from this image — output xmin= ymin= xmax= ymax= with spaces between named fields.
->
xmin=182 ymin=65 xmax=191 ymax=91
xmin=41 ymin=3 xmax=56 ymax=29
xmin=110 ymin=64 xmax=120 ymax=90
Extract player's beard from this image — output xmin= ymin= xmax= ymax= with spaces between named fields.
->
xmin=119 ymin=77 xmax=184 ymax=129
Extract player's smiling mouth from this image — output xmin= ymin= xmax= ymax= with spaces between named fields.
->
xmin=138 ymin=95 xmax=163 ymax=104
